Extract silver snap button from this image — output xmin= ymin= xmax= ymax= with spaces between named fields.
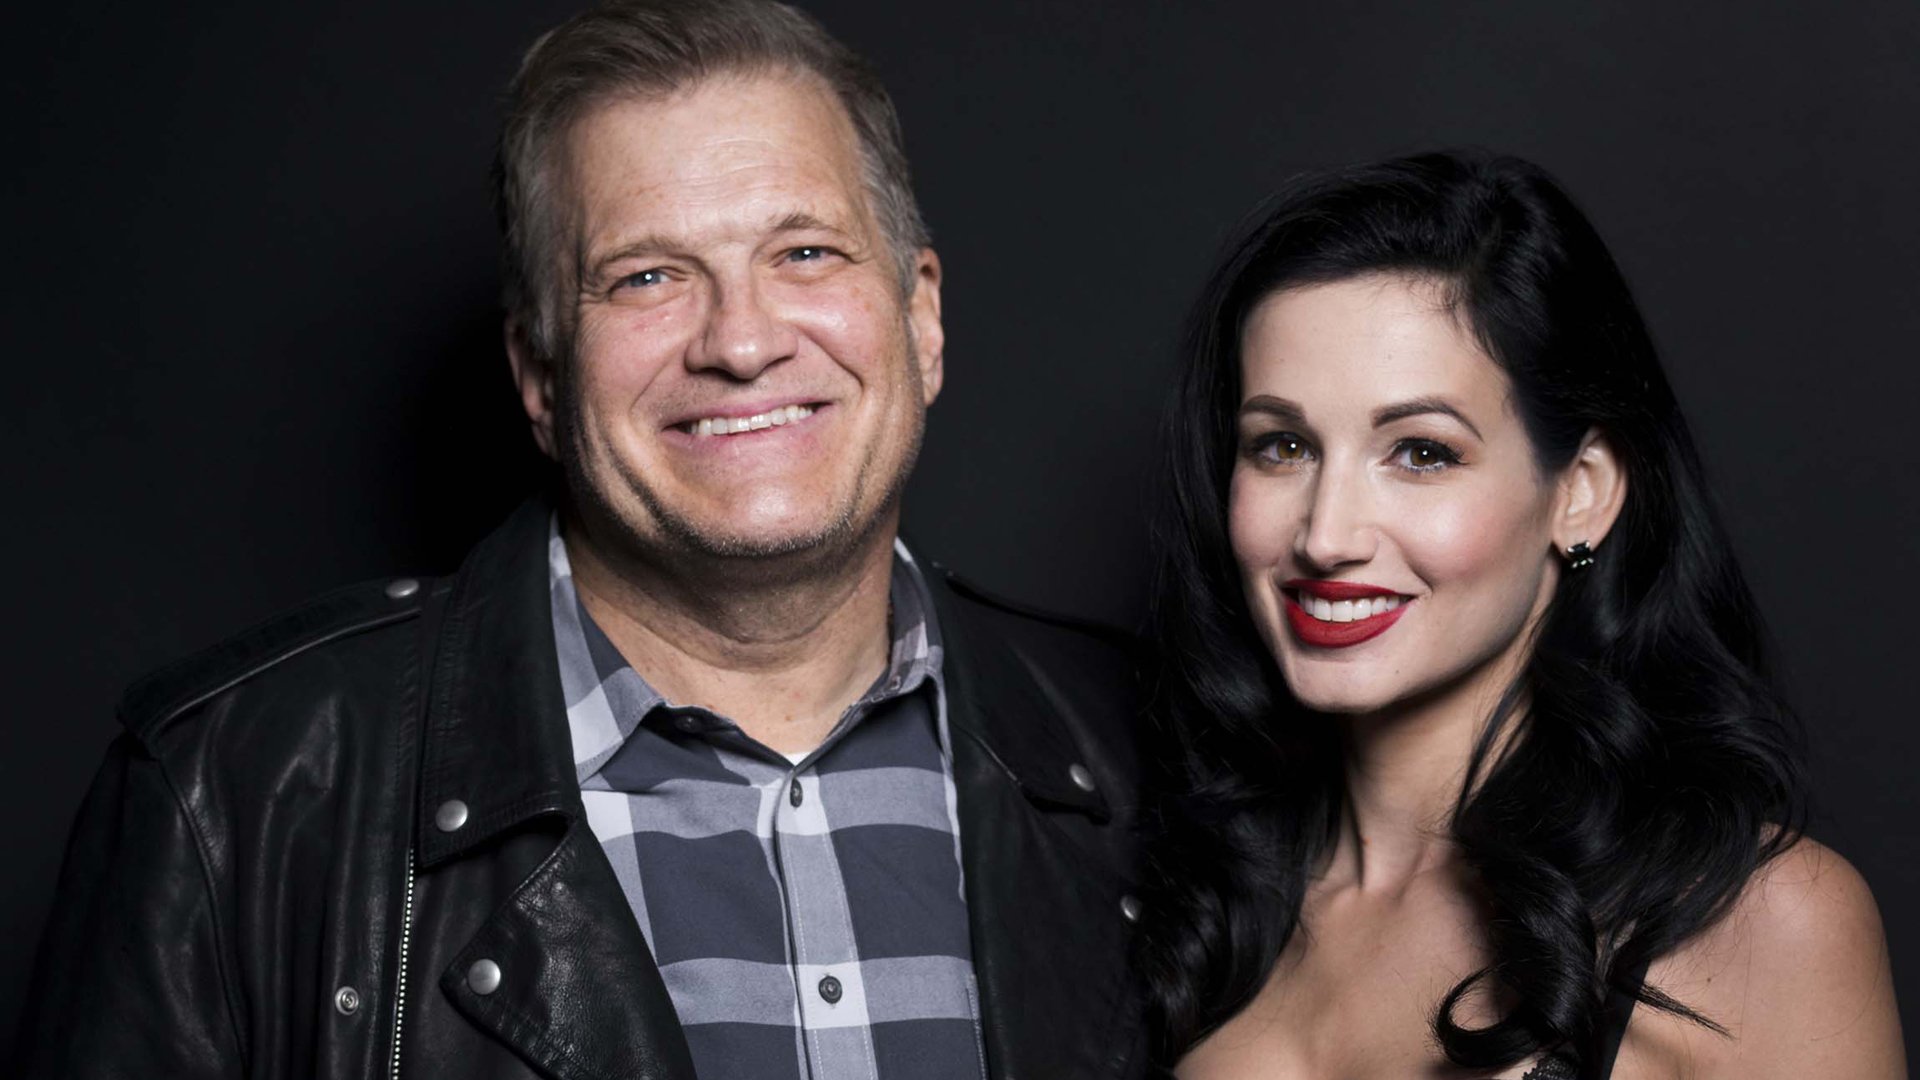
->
xmin=1068 ymin=763 xmax=1097 ymax=793
xmin=435 ymin=799 xmax=469 ymax=833
xmin=334 ymin=985 xmax=361 ymax=1015
xmin=818 ymin=974 xmax=843 ymax=1004
xmin=468 ymin=958 xmax=502 ymax=995
xmin=385 ymin=578 xmax=420 ymax=600
xmin=1120 ymin=894 xmax=1143 ymax=923
xmin=789 ymin=777 xmax=804 ymax=807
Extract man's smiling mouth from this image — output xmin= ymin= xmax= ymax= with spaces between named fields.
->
xmin=681 ymin=403 xmax=817 ymax=437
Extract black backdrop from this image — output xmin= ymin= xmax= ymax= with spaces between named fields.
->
xmin=5 ymin=0 xmax=1916 ymax=1061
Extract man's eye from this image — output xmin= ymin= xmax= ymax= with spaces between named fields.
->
xmin=617 ymin=269 xmax=669 ymax=290
xmin=786 ymin=246 xmax=831 ymax=263
xmin=1394 ymin=438 xmax=1462 ymax=472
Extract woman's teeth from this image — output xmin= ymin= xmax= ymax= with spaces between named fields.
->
xmin=688 ymin=404 xmax=814 ymax=436
xmin=1296 ymin=594 xmax=1403 ymax=622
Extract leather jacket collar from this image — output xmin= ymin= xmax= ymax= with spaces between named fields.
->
xmin=414 ymin=500 xmax=579 ymax=871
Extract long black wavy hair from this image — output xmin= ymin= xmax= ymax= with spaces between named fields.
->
xmin=1140 ymin=150 xmax=1806 ymax=1075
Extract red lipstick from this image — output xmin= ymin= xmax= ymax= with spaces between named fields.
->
xmin=1281 ymin=579 xmax=1410 ymax=649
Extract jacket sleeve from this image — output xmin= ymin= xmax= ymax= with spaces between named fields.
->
xmin=16 ymin=733 xmax=242 ymax=1079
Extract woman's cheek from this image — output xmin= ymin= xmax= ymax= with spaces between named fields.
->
xmin=1228 ymin=473 xmax=1297 ymax=572
xmin=1389 ymin=493 xmax=1553 ymax=665
xmin=1228 ymin=473 xmax=1297 ymax=642
xmin=1393 ymin=499 xmax=1496 ymax=581
xmin=1389 ymin=478 xmax=1545 ymax=583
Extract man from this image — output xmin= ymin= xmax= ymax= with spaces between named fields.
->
xmin=19 ymin=2 xmax=1146 ymax=1078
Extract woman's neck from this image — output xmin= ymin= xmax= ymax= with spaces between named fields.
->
xmin=1323 ymin=656 xmax=1528 ymax=894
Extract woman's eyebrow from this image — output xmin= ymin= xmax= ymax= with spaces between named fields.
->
xmin=1372 ymin=396 xmax=1483 ymax=440
xmin=1239 ymin=395 xmax=1307 ymax=425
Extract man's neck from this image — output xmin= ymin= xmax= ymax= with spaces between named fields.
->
xmin=562 ymin=515 xmax=898 ymax=756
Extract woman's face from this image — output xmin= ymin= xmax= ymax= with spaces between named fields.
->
xmin=1229 ymin=274 xmax=1564 ymax=716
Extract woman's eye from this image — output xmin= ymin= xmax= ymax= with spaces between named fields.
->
xmin=1394 ymin=438 xmax=1462 ymax=472
xmin=1253 ymin=433 xmax=1313 ymax=465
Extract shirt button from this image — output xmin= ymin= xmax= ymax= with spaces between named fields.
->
xmin=818 ymin=974 xmax=843 ymax=1004
xmin=676 ymin=715 xmax=699 ymax=732
xmin=1068 ymin=763 xmax=1097 ymax=793
xmin=434 ymin=799 xmax=469 ymax=833
xmin=790 ymin=778 xmax=804 ymax=807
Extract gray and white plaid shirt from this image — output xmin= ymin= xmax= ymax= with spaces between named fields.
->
xmin=548 ymin=525 xmax=988 ymax=1080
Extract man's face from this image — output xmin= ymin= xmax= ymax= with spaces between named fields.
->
xmin=514 ymin=71 xmax=943 ymax=564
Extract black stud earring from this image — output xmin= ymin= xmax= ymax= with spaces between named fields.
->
xmin=1564 ymin=541 xmax=1596 ymax=570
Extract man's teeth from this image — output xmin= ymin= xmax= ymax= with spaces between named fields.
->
xmin=1298 ymin=594 xmax=1403 ymax=622
xmin=690 ymin=404 xmax=814 ymax=436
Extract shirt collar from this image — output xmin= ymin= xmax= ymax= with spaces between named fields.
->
xmin=548 ymin=517 xmax=946 ymax=785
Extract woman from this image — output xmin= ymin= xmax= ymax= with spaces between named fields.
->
xmin=1141 ymin=151 xmax=1904 ymax=1078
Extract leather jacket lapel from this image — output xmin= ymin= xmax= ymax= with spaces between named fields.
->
xmin=411 ymin=500 xmax=695 ymax=1078
xmin=438 ymin=820 xmax=696 ymax=1080
xmin=932 ymin=575 xmax=1144 ymax=1080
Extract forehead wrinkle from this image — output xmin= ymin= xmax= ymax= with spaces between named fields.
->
xmin=594 ymin=180 xmax=845 ymax=250
xmin=549 ymin=67 xmax=871 ymax=270
xmin=576 ymin=140 xmax=869 ymax=270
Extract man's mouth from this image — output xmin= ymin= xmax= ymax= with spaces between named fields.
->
xmin=680 ymin=403 xmax=817 ymax=437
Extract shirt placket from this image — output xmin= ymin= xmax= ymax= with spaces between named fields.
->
xmin=775 ymin=721 xmax=879 ymax=1080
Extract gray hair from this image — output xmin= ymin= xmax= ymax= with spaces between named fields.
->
xmin=496 ymin=0 xmax=932 ymax=358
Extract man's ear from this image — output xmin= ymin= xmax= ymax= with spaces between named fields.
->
xmin=907 ymin=247 xmax=944 ymax=405
xmin=505 ymin=315 xmax=560 ymax=460
xmin=1553 ymin=428 xmax=1627 ymax=556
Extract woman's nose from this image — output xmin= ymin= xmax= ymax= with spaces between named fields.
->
xmin=1294 ymin=467 xmax=1378 ymax=571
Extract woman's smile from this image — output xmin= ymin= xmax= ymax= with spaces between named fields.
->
xmin=1282 ymin=579 xmax=1412 ymax=648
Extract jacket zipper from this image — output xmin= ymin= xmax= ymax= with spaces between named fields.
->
xmin=389 ymin=849 xmax=417 ymax=1080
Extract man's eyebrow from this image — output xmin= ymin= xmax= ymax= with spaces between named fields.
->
xmin=582 ymin=212 xmax=854 ymax=283
xmin=770 ymin=210 xmax=847 ymax=234
xmin=1239 ymin=395 xmax=1308 ymax=425
xmin=1372 ymin=396 xmax=1483 ymax=439
xmin=584 ymin=234 xmax=682 ymax=282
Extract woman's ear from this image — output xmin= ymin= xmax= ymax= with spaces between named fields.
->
xmin=1553 ymin=429 xmax=1627 ymax=555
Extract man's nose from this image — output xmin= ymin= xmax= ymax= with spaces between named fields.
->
xmin=688 ymin=276 xmax=798 ymax=379
xmin=1294 ymin=466 xmax=1379 ymax=571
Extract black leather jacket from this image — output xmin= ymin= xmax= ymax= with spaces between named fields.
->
xmin=20 ymin=501 xmax=1148 ymax=1079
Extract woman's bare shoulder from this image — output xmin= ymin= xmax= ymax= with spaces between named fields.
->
xmin=1629 ymin=837 xmax=1904 ymax=1079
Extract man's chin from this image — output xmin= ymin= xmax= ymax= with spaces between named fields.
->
xmin=573 ymin=442 xmax=911 ymax=577
xmin=670 ymin=523 xmax=845 ymax=561
xmin=645 ymin=503 xmax=874 ymax=565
